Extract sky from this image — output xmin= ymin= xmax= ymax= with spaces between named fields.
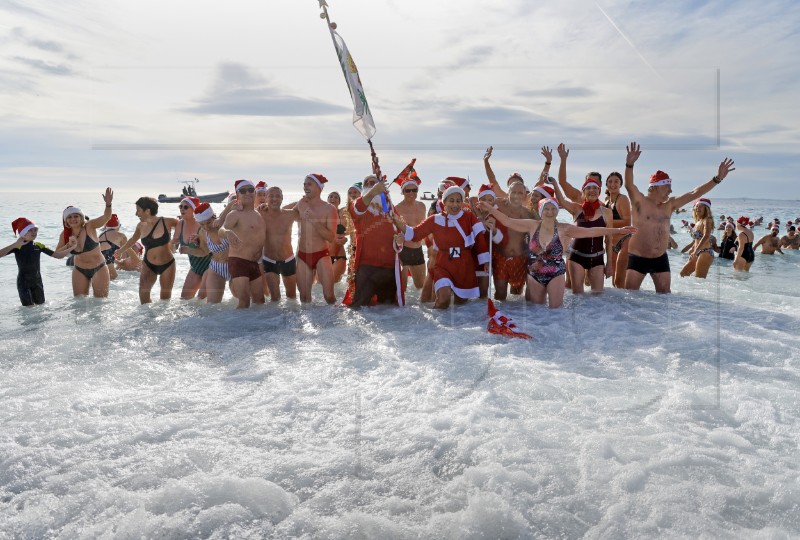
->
xmin=0 ymin=0 xmax=798 ymax=200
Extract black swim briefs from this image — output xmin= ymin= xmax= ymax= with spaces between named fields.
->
xmin=399 ymin=246 xmax=425 ymax=266
xmin=626 ymin=252 xmax=670 ymax=275
xmin=261 ymin=256 xmax=297 ymax=277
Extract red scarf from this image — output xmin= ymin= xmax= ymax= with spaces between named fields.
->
xmin=581 ymin=199 xmax=601 ymax=219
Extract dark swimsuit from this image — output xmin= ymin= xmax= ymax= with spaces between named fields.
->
xmin=71 ymin=230 xmax=105 ymax=280
xmin=742 ymin=241 xmax=755 ymax=263
xmin=99 ymin=231 xmax=120 ymax=265
xmin=605 ymin=198 xmax=622 ymax=221
xmin=569 ymin=211 xmax=606 ymax=270
xmin=141 ymin=217 xmax=175 ymax=275
xmin=527 ymin=223 xmax=566 ymax=286
xmin=179 ymin=222 xmax=211 ymax=275
xmin=719 ymin=236 xmax=737 ymax=260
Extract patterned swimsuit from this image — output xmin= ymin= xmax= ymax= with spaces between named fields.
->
xmin=527 ymin=223 xmax=567 ymax=286
xmin=206 ymin=235 xmax=230 ymax=281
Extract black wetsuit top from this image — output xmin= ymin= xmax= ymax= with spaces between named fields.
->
xmin=14 ymin=242 xmax=54 ymax=284
xmin=718 ymin=236 xmax=737 ymax=260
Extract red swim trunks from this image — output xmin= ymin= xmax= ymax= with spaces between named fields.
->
xmin=228 ymin=256 xmax=261 ymax=282
xmin=493 ymin=254 xmax=527 ymax=290
xmin=298 ymin=249 xmax=329 ymax=270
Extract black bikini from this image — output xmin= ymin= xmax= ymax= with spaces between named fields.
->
xmin=71 ymin=229 xmax=105 ymax=281
xmin=99 ymin=231 xmax=120 ymax=265
xmin=605 ymin=197 xmax=622 ymax=221
xmin=141 ymin=217 xmax=175 ymax=275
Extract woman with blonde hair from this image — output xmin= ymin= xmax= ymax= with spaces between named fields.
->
xmin=680 ymin=198 xmax=715 ymax=278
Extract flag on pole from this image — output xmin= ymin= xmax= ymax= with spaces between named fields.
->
xmin=487 ymin=299 xmax=533 ymax=339
xmin=393 ymin=158 xmax=420 ymax=187
xmin=329 ymin=28 xmax=376 ymax=140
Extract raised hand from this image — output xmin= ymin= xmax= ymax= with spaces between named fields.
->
xmin=557 ymin=143 xmax=569 ymax=160
xmin=102 ymin=187 xmax=114 ymax=205
xmin=717 ymin=158 xmax=735 ymax=181
xmin=626 ymin=141 xmax=641 ymax=165
xmin=541 ymin=146 xmax=553 ymax=163
xmin=484 ymin=146 xmax=493 ymax=161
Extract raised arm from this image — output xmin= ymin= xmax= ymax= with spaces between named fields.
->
xmin=538 ymin=146 xmax=553 ymax=187
xmin=549 ymin=177 xmax=581 ymax=216
xmin=671 ymin=158 xmax=736 ymax=210
xmin=557 ymin=143 xmax=582 ymax=202
xmin=484 ymin=146 xmax=508 ymax=199
xmin=87 ymin=188 xmax=114 ymax=229
xmin=624 ymin=141 xmax=644 ymax=203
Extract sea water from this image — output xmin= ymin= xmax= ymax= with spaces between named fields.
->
xmin=1 ymin=192 xmax=799 ymax=538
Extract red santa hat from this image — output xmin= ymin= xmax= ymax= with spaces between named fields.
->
xmin=582 ymin=177 xmax=602 ymax=190
xmin=694 ymin=198 xmax=711 ymax=209
xmin=441 ymin=184 xmax=465 ymax=202
xmin=446 ymin=176 xmax=469 ymax=190
xmin=538 ymin=197 xmax=559 ymax=215
xmin=396 ymin=175 xmax=421 ymax=192
xmin=477 ymin=184 xmax=496 ymax=200
xmin=724 ymin=222 xmax=734 ymax=229
xmin=649 ymin=171 xmax=672 ymax=186
xmin=134 ymin=241 xmax=144 ymax=255
xmin=12 ymin=217 xmax=36 ymax=237
xmin=438 ymin=179 xmax=456 ymax=193
xmin=234 ymin=179 xmax=255 ymax=192
xmin=533 ymin=185 xmax=555 ymax=199
xmin=62 ymin=206 xmax=84 ymax=222
xmin=255 ymin=181 xmax=268 ymax=192
xmin=181 ymin=196 xmax=201 ymax=209
xmin=736 ymin=216 xmax=750 ymax=226
xmin=306 ymin=173 xmax=328 ymax=190
xmin=103 ymin=214 xmax=121 ymax=230
xmin=194 ymin=202 xmax=214 ymax=222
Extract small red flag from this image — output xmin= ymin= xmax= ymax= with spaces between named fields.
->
xmin=487 ymin=299 xmax=532 ymax=339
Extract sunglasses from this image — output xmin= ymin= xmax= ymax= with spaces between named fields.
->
xmin=179 ymin=204 xmax=191 ymax=210
xmin=404 ymin=188 xmax=418 ymax=193
xmin=237 ymin=187 xmax=255 ymax=194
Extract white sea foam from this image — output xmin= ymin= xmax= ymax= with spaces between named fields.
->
xmin=1 ymin=193 xmax=799 ymax=537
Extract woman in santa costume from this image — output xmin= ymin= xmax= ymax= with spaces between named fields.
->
xmin=394 ymin=184 xmax=489 ymax=308
xmin=472 ymin=184 xmax=508 ymax=298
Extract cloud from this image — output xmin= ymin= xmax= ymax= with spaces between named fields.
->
xmin=184 ymin=62 xmax=348 ymax=117
xmin=517 ymin=86 xmax=596 ymax=99
xmin=11 ymin=27 xmax=75 ymax=58
xmin=13 ymin=56 xmax=75 ymax=76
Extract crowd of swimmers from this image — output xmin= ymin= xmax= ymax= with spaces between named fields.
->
xmin=11 ymin=140 xmax=790 ymax=309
